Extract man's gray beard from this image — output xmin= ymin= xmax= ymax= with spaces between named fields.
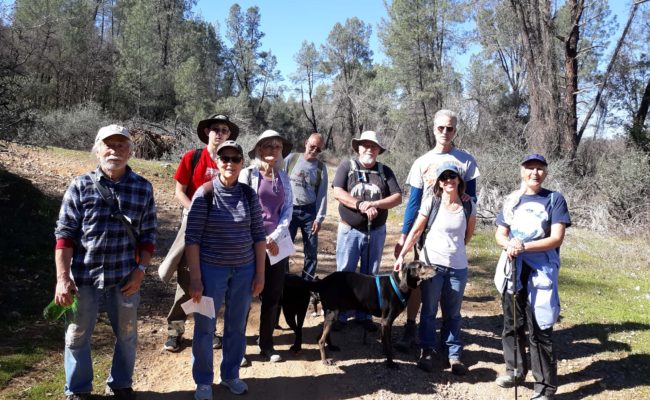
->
xmin=359 ymin=154 xmax=375 ymax=165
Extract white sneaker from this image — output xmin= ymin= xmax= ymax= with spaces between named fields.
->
xmin=194 ymin=384 xmax=212 ymax=400
xmin=220 ymin=378 xmax=248 ymax=395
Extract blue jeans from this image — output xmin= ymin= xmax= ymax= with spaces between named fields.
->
xmin=335 ymin=223 xmax=386 ymax=321
xmin=192 ymin=262 xmax=254 ymax=385
xmin=64 ymin=283 xmax=139 ymax=395
xmin=419 ymin=266 xmax=468 ymax=359
xmin=289 ymin=203 xmax=318 ymax=280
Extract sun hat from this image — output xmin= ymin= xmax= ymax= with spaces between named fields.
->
xmin=434 ymin=162 xmax=461 ymax=181
xmin=95 ymin=124 xmax=130 ymax=143
xmin=248 ymin=130 xmax=293 ymax=159
xmin=216 ymin=140 xmax=244 ymax=156
xmin=520 ymin=154 xmax=548 ymax=166
xmin=351 ymin=131 xmax=386 ymax=154
xmin=196 ymin=114 xmax=240 ymax=144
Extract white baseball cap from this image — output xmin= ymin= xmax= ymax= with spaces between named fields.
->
xmin=95 ymin=124 xmax=130 ymax=143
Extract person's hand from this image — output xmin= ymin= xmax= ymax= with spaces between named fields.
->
xmin=266 ymin=238 xmax=279 ymax=256
xmin=189 ymin=277 xmax=204 ymax=303
xmin=394 ymin=235 xmax=406 ymax=259
xmin=121 ymin=268 xmax=145 ymax=297
xmin=506 ymin=238 xmax=525 ymax=259
xmin=393 ymin=255 xmax=404 ymax=271
xmin=461 ymin=193 xmax=471 ymax=203
xmin=251 ymin=273 xmax=265 ymax=296
xmin=54 ymin=276 xmax=77 ymax=307
xmin=365 ymin=206 xmax=378 ymax=221
xmin=311 ymin=221 xmax=321 ymax=235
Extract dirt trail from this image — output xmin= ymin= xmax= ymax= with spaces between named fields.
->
xmin=0 ymin=142 xmax=637 ymax=399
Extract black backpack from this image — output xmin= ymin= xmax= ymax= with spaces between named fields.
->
xmin=186 ymin=148 xmax=204 ymax=194
xmin=416 ymin=196 xmax=473 ymax=253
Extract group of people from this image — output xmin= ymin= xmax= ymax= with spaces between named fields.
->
xmin=52 ymin=109 xmax=570 ymax=400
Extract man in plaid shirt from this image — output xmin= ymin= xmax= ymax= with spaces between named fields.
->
xmin=53 ymin=125 xmax=157 ymax=400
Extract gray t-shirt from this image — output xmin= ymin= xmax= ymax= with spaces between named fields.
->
xmin=419 ymin=198 xmax=476 ymax=269
xmin=284 ymin=153 xmax=328 ymax=223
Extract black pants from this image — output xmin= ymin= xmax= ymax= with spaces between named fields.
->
xmin=258 ymin=255 xmax=287 ymax=351
xmin=501 ymin=262 xmax=557 ymax=396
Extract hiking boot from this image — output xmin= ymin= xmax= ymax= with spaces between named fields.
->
xmin=212 ymin=334 xmax=222 ymax=349
xmin=164 ymin=334 xmax=181 ymax=352
xmin=449 ymin=358 xmax=468 ymax=375
xmin=220 ymin=378 xmax=248 ymax=395
xmin=417 ymin=348 xmax=437 ymax=372
xmin=395 ymin=321 xmax=417 ymax=352
xmin=360 ymin=319 xmax=378 ymax=332
xmin=260 ymin=348 xmax=283 ymax=363
xmin=67 ymin=394 xmax=90 ymax=400
xmin=495 ymin=374 xmax=525 ymax=388
xmin=194 ymin=384 xmax=213 ymax=400
xmin=105 ymin=386 xmax=136 ymax=400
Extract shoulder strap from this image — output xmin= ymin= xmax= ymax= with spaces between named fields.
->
xmin=286 ymin=153 xmax=299 ymax=176
xmin=90 ymin=171 xmax=137 ymax=244
xmin=186 ymin=148 xmax=204 ymax=194
xmin=201 ymin=180 xmax=214 ymax=215
xmin=462 ymin=198 xmax=472 ymax=223
xmin=417 ymin=196 xmax=441 ymax=252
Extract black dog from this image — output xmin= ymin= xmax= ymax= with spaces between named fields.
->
xmin=304 ymin=261 xmax=434 ymax=368
xmin=281 ymin=274 xmax=321 ymax=353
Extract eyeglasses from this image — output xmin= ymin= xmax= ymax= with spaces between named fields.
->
xmin=436 ymin=126 xmax=455 ymax=133
xmin=440 ymin=172 xmax=459 ymax=180
xmin=211 ymin=127 xmax=230 ymax=135
xmin=262 ymin=143 xmax=283 ymax=151
xmin=219 ymin=155 xmax=243 ymax=163
xmin=307 ymin=145 xmax=322 ymax=153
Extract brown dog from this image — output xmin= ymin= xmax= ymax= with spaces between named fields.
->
xmin=303 ymin=261 xmax=434 ymax=368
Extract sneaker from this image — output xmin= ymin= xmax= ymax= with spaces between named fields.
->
xmin=164 ymin=334 xmax=181 ymax=352
xmin=240 ymin=355 xmax=250 ymax=367
xmin=360 ymin=319 xmax=378 ymax=332
xmin=67 ymin=394 xmax=90 ymax=400
xmin=105 ymin=386 xmax=136 ymax=400
xmin=449 ymin=358 xmax=468 ymax=375
xmin=530 ymin=393 xmax=554 ymax=400
xmin=220 ymin=378 xmax=248 ymax=395
xmin=212 ymin=334 xmax=222 ymax=349
xmin=416 ymin=348 xmax=437 ymax=372
xmin=260 ymin=348 xmax=283 ymax=363
xmin=194 ymin=384 xmax=213 ymax=400
xmin=495 ymin=374 xmax=525 ymax=388
xmin=395 ymin=322 xmax=416 ymax=352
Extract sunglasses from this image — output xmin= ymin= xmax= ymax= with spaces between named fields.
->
xmin=436 ymin=126 xmax=455 ymax=133
xmin=440 ymin=172 xmax=459 ymax=180
xmin=307 ymin=145 xmax=323 ymax=153
xmin=219 ymin=155 xmax=243 ymax=163
xmin=211 ymin=127 xmax=230 ymax=135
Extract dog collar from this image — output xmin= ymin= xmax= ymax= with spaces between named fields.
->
xmin=375 ymin=274 xmax=407 ymax=309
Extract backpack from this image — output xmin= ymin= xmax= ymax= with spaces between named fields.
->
xmin=416 ymin=196 xmax=473 ymax=253
xmin=286 ymin=153 xmax=324 ymax=190
xmin=186 ymin=148 xmax=204 ymax=194
xmin=346 ymin=158 xmax=388 ymax=195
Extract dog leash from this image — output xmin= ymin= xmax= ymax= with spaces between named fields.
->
xmin=375 ymin=274 xmax=407 ymax=309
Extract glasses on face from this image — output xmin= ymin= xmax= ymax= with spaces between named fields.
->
xmin=359 ymin=141 xmax=379 ymax=150
xmin=440 ymin=172 xmax=459 ymax=181
xmin=307 ymin=144 xmax=322 ymax=153
xmin=436 ymin=126 xmax=455 ymax=133
xmin=262 ymin=143 xmax=283 ymax=151
xmin=211 ymin=127 xmax=230 ymax=135
xmin=219 ymin=155 xmax=243 ymax=164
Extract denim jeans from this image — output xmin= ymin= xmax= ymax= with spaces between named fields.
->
xmin=289 ymin=203 xmax=318 ymax=280
xmin=419 ymin=266 xmax=468 ymax=359
xmin=192 ymin=262 xmax=254 ymax=385
xmin=335 ymin=222 xmax=386 ymax=321
xmin=64 ymin=283 xmax=140 ymax=395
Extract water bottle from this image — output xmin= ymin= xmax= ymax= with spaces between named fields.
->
xmin=43 ymin=295 xmax=78 ymax=321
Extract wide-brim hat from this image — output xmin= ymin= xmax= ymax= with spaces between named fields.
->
xmin=248 ymin=130 xmax=293 ymax=159
xmin=521 ymin=153 xmax=548 ymax=166
xmin=95 ymin=124 xmax=130 ymax=143
xmin=197 ymin=114 xmax=240 ymax=144
xmin=351 ymin=130 xmax=386 ymax=154
xmin=216 ymin=140 xmax=244 ymax=156
xmin=434 ymin=162 xmax=462 ymax=181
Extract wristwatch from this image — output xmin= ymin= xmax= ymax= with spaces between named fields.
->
xmin=137 ymin=264 xmax=147 ymax=272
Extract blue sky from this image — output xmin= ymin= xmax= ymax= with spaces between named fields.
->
xmin=194 ymin=1 xmax=636 ymax=87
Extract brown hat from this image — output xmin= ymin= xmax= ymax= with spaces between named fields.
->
xmin=196 ymin=114 xmax=240 ymax=144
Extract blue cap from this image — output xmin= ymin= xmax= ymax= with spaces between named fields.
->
xmin=435 ymin=162 xmax=461 ymax=180
xmin=521 ymin=154 xmax=548 ymax=166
